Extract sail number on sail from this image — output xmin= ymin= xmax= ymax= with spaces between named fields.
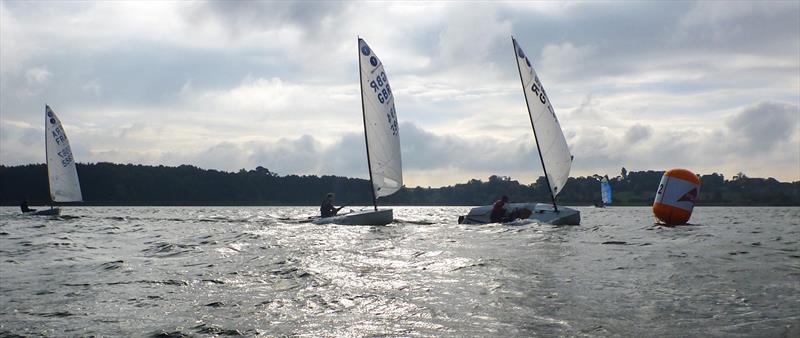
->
xmin=51 ymin=126 xmax=75 ymax=167
xmin=368 ymin=71 xmax=398 ymax=135
xmin=369 ymin=72 xmax=392 ymax=104
xmin=531 ymin=76 xmax=548 ymax=105
xmin=532 ymin=76 xmax=558 ymax=121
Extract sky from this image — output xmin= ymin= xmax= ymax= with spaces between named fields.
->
xmin=1 ymin=1 xmax=798 ymax=187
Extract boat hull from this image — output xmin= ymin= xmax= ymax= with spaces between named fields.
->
xmin=25 ymin=208 xmax=61 ymax=216
xmin=312 ymin=209 xmax=393 ymax=226
xmin=458 ymin=203 xmax=580 ymax=225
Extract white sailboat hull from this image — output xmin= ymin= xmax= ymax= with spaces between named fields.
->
xmin=458 ymin=202 xmax=580 ymax=225
xmin=313 ymin=209 xmax=393 ymax=226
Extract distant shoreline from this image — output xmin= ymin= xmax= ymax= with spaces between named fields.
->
xmin=2 ymin=163 xmax=799 ymax=207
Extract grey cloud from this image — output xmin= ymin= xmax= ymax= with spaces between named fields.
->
xmin=508 ymin=1 xmax=799 ymax=89
xmin=436 ymin=5 xmax=511 ymax=67
xmin=249 ymin=135 xmax=322 ymax=175
xmin=726 ymin=101 xmax=798 ymax=152
xmin=192 ymin=142 xmax=249 ymax=171
xmin=399 ymin=122 xmax=536 ymax=173
xmin=0 ymin=122 xmax=42 ymax=165
xmin=2 ymin=2 xmax=798 ymax=183
xmin=566 ymin=94 xmax=594 ymax=119
xmin=144 ymin=122 xmax=542 ymax=179
xmin=18 ymin=127 xmax=39 ymax=146
xmin=321 ymin=133 xmax=369 ymax=177
xmin=624 ymin=124 xmax=653 ymax=144
xmin=185 ymin=1 xmax=347 ymax=37
xmin=678 ymin=1 xmax=799 ymax=52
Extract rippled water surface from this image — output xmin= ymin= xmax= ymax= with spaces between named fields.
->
xmin=1 ymin=206 xmax=798 ymax=337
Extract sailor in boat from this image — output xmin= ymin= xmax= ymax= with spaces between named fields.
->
xmin=489 ymin=195 xmax=534 ymax=223
xmin=320 ymin=193 xmax=344 ymax=218
xmin=490 ymin=196 xmax=510 ymax=223
xmin=20 ymin=199 xmax=36 ymax=213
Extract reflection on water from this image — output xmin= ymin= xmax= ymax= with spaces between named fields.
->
xmin=0 ymin=206 xmax=798 ymax=337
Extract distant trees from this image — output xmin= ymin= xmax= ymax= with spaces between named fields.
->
xmin=0 ymin=163 xmax=797 ymax=206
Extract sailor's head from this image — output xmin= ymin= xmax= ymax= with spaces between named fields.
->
xmin=501 ymin=195 xmax=509 ymax=202
xmin=326 ymin=193 xmax=335 ymax=200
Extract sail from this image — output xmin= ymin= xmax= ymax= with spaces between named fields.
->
xmin=45 ymin=105 xmax=82 ymax=202
xmin=358 ymin=38 xmax=402 ymax=198
xmin=601 ymin=177 xmax=613 ymax=205
xmin=512 ymin=37 xmax=573 ymax=197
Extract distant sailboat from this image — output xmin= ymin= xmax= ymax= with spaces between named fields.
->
xmin=27 ymin=105 xmax=82 ymax=215
xmin=459 ymin=36 xmax=580 ymax=225
xmin=596 ymin=176 xmax=612 ymax=207
xmin=314 ymin=38 xmax=402 ymax=226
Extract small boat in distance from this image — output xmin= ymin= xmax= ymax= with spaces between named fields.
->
xmin=459 ymin=36 xmax=580 ymax=225
xmin=26 ymin=105 xmax=83 ymax=216
xmin=595 ymin=176 xmax=612 ymax=208
xmin=313 ymin=38 xmax=402 ymax=226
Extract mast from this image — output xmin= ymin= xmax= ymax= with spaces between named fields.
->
xmin=358 ymin=37 xmax=378 ymax=211
xmin=44 ymin=104 xmax=54 ymax=208
xmin=512 ymin=37 xmax=559 ymax=213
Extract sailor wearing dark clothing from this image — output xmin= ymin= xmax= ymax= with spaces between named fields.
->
xmin=20 ymin=200 xmax=35 ymax=213
xmin=490 ymin=195 xmax=509 ymax=223
xmin=320 ymin=193 xmax=341 ymax=218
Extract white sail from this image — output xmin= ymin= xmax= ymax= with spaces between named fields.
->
xmin=358 ymin=38 xmax=402 ymax=198
xmin=512 ymin=37 xmax=573 ymax=197
xmin=601 ymin=177 xmax=612 ymax=205
xmin=45 ymin=105 xmax=82 ymax=202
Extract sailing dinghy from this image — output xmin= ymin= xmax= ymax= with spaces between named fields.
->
xmin=313 ymin=38 xmax=402 ymax=226
xmin=458 ymin=37 xmax=580 ymax=226
xmin=27 ymin=105 xmax=83 ymax=216
xmin=596 ymin=176 xmax=612 ymax=207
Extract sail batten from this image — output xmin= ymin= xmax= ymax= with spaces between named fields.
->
xmin=513 ymin=37 xmax=573 ymax=198
xmin=358 ymin=38 xmax=403 ymax=199
xmin=45 ymin=105 xmax=82 ymax=202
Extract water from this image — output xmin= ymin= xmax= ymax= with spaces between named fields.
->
xmin=1 ymin=206 xmax=798 ymax=337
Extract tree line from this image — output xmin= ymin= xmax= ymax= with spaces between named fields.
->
xmin=1 ymin=163 xmax=798 ymax=206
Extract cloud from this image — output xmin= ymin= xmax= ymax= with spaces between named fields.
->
xmin=436 ymin=5 xmax=511 ymax=67
xmin=540 ymin=42 xmax=596 ymax=80
xmin=1 ymin=1 xmax=798 ymax=185
xmin=25 ymin=66 xmax=51 ymax=86
xmin=726 ymin=101 xmax=798 ymax=153
xmin=624 ymin=124 xmax=653 ymax=144
xmin=184 ymin=1 xmax=347 ymax=37
xmin=81 ymin=79 xmax=102 ymax=96
xmin=678 ymin=1 xmax=799 ymax=47
xmin=12 ymin=66 xmax=53 ymax=97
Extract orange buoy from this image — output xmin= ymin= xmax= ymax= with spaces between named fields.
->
xmin=653 ymin=168 xmax=700 ymax=225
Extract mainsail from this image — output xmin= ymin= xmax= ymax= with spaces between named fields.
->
xmin=601 ymin=177 xmax=613 ymax=205
xmin=358 ymin=38 xmax=403 ymax=199
xmin=45 ymin=105 xmax=82 ymax=202
xmin=512 ymin=37 xmax=573 ymax=199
